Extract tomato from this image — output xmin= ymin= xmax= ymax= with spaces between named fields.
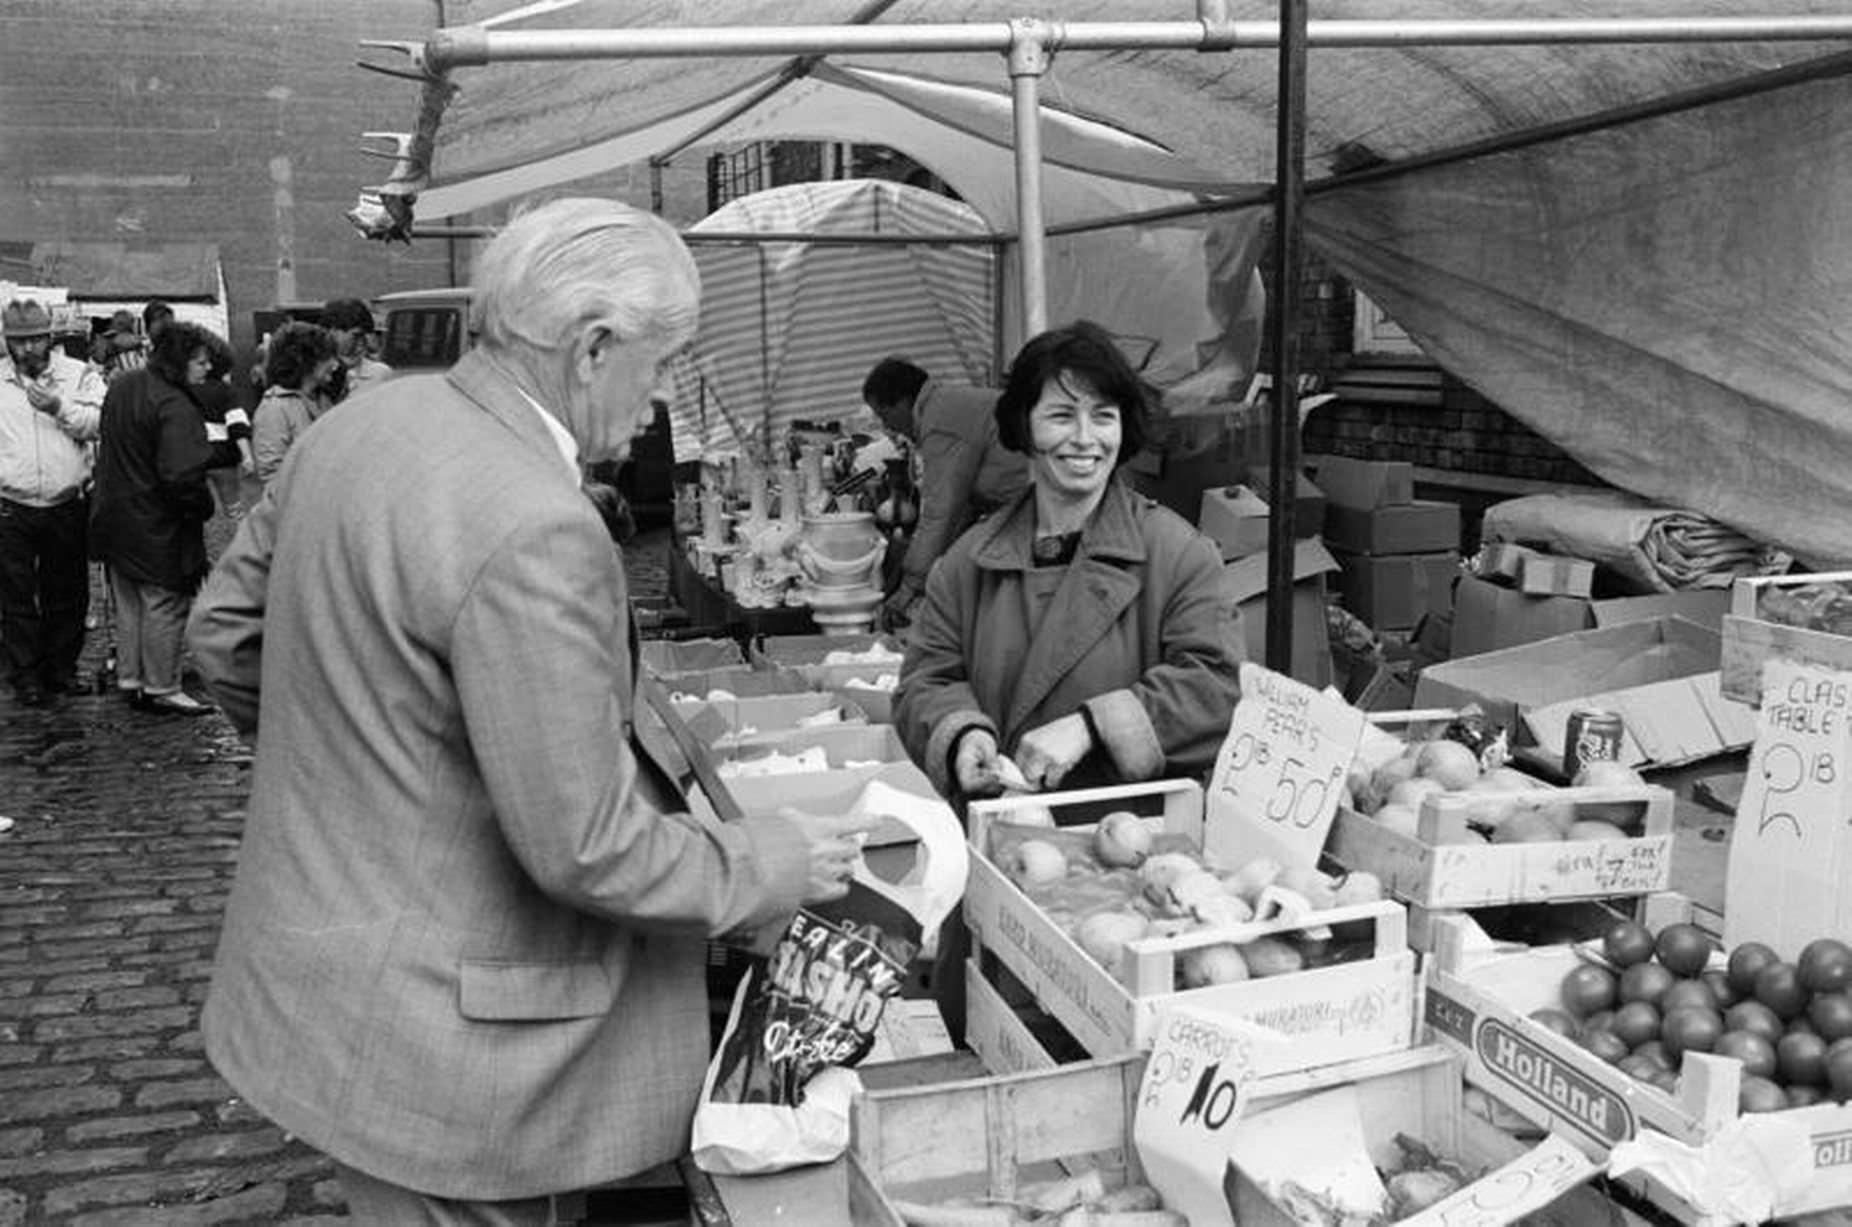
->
xmin=1787 ymin=1084 xmax=1827 ymax=1107
xmin=1778 ymin=1030 xmax=1829 ymax=1086
xmin=1830 ymin=1044 xmax=1852 ymax=1103
xmin=1619 ymin=961 xmax=1674 ymax=1007
xmin=1560 ymin=964 xmax=1620 ymax=1018
xmin=1648 ymin=1067 xmax=1681 ymax=1094
xmin=1617 ymin=1053 xmax=1661 ymax=1082
xmin=1725 ymin=1000 xmax=1785 ymax=1044
xmin=1811 ymin=992 xmax=1852 ymax=1042
xmin=1715 ymin=1029 xmax=1780 ymax=1079
xmin=1659 ymin=980 xmax=1718 ymax=1017
xmin=1727 ymin=941 xmax=1781 ymax=997
xmin=1700 ymin=969 xmax=1739 ymax=1010
xmin=1602 ymin=919 xmax=1656 ymax=968
xmin=1528 ymin=1008 xmax=1578 ymax=1039
xmin=1739 ymin=1074 xmax=1789 ymax=1113
xmin=1661 ymin=1008 xmax=1724 ymax=1062
xmin=1610 ymin=1001 xmax=1662 ymax=1050
xmin=1754 ymin=962 xmax=1810 ymax=1020
xmin=1580 ymin=1028 xmax=1630 ymax=1065
xmin=1655 ymin=923 xmax=1714 ymax=978
xmin=1799 ymin=938 xmax=1852 ymax=994
xmin=1632 ymin=1039 xmax=1673 ymax=1070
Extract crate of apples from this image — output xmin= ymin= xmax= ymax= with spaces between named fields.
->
xmin=1539 ymin=919 xmax=1852 ymax=1113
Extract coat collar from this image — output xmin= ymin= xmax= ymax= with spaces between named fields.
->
xmin=970 ymin=476 xmax=1150 ymax=571
xmin=445 ymin=350 xmax=579 ymax=483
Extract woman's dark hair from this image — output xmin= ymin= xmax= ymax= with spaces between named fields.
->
xmin=994 ymin=319 xmax=1155 ymax=465
xmin=148 ymin=321 xmax=214 ymax=386
xmin=264 ymin=321 xmax=337 ymax=390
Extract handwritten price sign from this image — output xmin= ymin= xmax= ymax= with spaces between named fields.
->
xmin=1725 ymin=658 xmax=1852 ymax=953
xmin=1206 ymin=662 xmax=1366 ymax=871
xmin=1133 ymin=1005 xmax=1271 ymax=1227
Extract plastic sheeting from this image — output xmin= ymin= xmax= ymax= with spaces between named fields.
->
xmin=1305 ymin=61 xmax=1852 ymax=567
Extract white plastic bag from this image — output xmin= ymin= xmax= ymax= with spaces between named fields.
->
xmin=690 ymin=780 xmax=967 ymax=1175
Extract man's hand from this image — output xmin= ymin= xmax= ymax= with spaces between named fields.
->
xmin=24 ymin=382 xmax=60 ymax=416
xmin=878 ymin=587 xmax=918 ymax=633
xmin=953 ymin=727 xmax=1006 ymax=796
xmin=782 ymin=807 xmax=883 ymax=904
xmin=1013 ymin=713 xmax=1093 ymax=792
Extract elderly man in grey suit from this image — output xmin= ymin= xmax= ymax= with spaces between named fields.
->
xmin=188 ymin=199 xmax=876 ymax=1222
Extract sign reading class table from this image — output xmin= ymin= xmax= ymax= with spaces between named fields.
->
xmin=1725 ymin=657 xmax=1852 ymax=954
xmin=1205 ymin=662 xmax=1367 ymax=872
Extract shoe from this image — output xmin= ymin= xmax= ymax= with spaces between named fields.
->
xmin=140 ymin=690 xmax=214 ymax=717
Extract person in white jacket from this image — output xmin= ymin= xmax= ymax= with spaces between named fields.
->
xmin=0 ymin=299 xmax=105 ymax=706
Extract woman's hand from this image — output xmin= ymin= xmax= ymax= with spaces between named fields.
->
xmin=953 ymin=727 xmax=1006 ymax=796
xmin=1014 ymin=713 xmax=1093 ymax=792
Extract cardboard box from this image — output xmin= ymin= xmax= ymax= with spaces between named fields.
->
xmin=751 ymin=632 xmax=906 ymax=690
xmin=1476 ymin=542 xmax=1540 ymax=584
xmin=1518 ymin=552 xmax=1596 ymax=599
xmin=1225 ymin=538 xmax=1340 ymax=689
xmin=1591 ymin=589 xmax=1730 ymax=633
xmin=714 ymin=722 xmax=909 ymax=769
xmin=962 ymin=784 xmax=1418 ymax=1066
xmin=1331 ymin=548 xmax=1459 ymax=631
xmin=1243 ymin=465 xmax=1326 ymax=539
xmin=1324 ymin=499 xmax=1461 ymax=556
xmin=1720 ymin=571 xmax=1852 ymax=705
xmin=1197 ymin=484 xmax=1272 ymax=560
xmin=653 ymin=663 xmax=811 ymax=701
xmin=638 ymin=636 xmax=743 ymax=676
xmin=672 ymin=691 xmax=868 ymax=748
xmin=1450 ymin=572 xmax=1596 ymax=658
xmin=1414 ymin=616 xmax=1760 ymax=770
xmin=1313 ymin=455 xmax=1414 ymax=509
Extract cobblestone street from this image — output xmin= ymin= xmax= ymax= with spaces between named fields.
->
xmin=0 ymin=517 xmax=677 ymax=1225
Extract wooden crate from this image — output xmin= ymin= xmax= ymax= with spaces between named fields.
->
xmin=851 ymin=1040 xmax=1643 ymax=1227
xmin=1424 ymin=913 xmax=1852 ymax=1224
xmin=1326 ymin=782 xmax=1676 ymax=917
xmin=1721 ymin=571 xmax=1852 ymax=706
xmin=964 ymin=781 xmax=1419 ymax=1069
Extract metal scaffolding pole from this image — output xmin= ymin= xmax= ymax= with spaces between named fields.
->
xmin=1265 ymin=0 xmax=1308 ymax=676
xmin=1008 ymin=21 xmax=1053 ymax=338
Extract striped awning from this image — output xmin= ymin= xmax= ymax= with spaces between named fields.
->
xmin=668 ymin=179 xmax=995 ymax=463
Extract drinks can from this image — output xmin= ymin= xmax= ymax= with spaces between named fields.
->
xmin=1564 ymin=708 xmax=1626 ymax=779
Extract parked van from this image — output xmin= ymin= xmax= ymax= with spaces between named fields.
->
xmin=377 ymin=287 xmax=674 ymax=514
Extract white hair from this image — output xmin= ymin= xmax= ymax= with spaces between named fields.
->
xmin=472 ymin=197 xmax=700 ymax=355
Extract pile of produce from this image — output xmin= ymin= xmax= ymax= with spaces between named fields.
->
xmin=1344 ymin=728 xmax=1648 ymax=844
xmin=892 ymin=1169 xmax=1184 ymax=1225
xmin=1537 ymin=919 xmax=1852 ymax=1111
xmin=1247 ymin=1133 xmax=1474 ymax=1225
xmin=985 ymin=814 xmax=1383 ymax=990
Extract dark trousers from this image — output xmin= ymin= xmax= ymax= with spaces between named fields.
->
xmin=0 ymin=495 xmax=89 ymax=689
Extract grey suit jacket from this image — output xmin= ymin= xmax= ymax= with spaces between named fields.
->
xmin=188 ymin=351 xmax=810 ymax=1199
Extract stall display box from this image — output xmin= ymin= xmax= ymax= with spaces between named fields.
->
xmin=751 ymin=632 xmax=905 ymax=688
xmin=710 ymin=722 xmax=908 ymax=771
xmin=1198 ymin=484 xmax=1272 ymax=560
xmin=670 ymin=691 xmax=868 ymax=749
xmin=652 ymin=663 xmax=810 ymax=703
xmin=1326 ymin=782 xmax=1676 ymax=917
xmin=1225 ymin=538 xmax=1340 ymax=688
xmin=1316 ymin=456 xmax=1415 ymax=510
xmin=1720 ymin=570 xmax=1852 ymax=706
xmin=849 ymin=1043 xmax=1641 ymax=1227
xmin=1413 ymin=616 xmax=1758 ymax=770
xmin=1424 ymin=914 xmax=1852 ymax=1224
xmin=638 ymin=636 xmax=743 ymax=676
xmin=1243 ymin=464 xmax=1326 ymax=539
xmin=962 ymin=783 xmax=1419 ymax=1070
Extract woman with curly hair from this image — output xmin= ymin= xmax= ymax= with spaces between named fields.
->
xmin=250 ymin=321 xmax=338 ymax=485
xmin=89 ymin=321 xmax=219 ymax=715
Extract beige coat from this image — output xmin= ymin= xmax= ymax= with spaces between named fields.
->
xmin=188 ymin=351 xmax=810 ymax=1198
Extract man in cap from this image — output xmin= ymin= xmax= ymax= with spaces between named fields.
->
xmin=0 ymin=299 xmax=106 ymax=705
xmin=319 ymin=297 xmax=393 ymax=403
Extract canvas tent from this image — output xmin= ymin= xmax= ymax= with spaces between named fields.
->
xmin=353 ymin=1 xmax=1852 ymax=566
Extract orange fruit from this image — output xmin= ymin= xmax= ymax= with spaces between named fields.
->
xmin=1778 ymin=1031 xmax=1829 ymax=1086
xmin=1740 ymin=1075 xmax=1789 ymax=1113
xmin=1659 ymin=980 xmax=1718 ymax=1016
xmin=1528 ymin=1008 xmax=1578 ymax=1038
xmin=1580 ymin=1029 xmax=1629 ymax=1065
xmin=1809 ymin=992 xmax=1852 ymax=1042
xmin=1724 ymin=1000 xmax=1784 ymax=1044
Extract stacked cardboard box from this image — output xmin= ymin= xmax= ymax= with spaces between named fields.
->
xmin=1316 ymin=457 xmax=1461 ymax=632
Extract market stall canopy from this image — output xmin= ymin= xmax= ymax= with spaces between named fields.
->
xmin=358 ymin=1 xmax=1852 ymax=564
xmin=669 ymin=178 xmax=995 ymax=461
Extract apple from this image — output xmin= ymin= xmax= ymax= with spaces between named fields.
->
xmin=1011 ymin=839 xmax=1067 ymax=886
xmin=1075 ymin=910 xmax=1150 ymax=973
xmin=1219 ymin=857 xmax=1283 ymax=906
xmin=1373 ymin=803 xmax=1420 ymax=838
xmin=1179 ymin=943 xmax=1249 ymax=988
xmin=1418 ymin=739 xmax=1482 ymax=790
xmin=1094 ymin=810 xmax=1154 ymax=868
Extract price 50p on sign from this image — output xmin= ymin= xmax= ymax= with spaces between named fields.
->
xmin=1205 ymin=662 xmax=1366 ymax=872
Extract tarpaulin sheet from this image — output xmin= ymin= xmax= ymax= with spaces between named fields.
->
xmin=1306 ymin=63 xmax=1852 ymax=567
